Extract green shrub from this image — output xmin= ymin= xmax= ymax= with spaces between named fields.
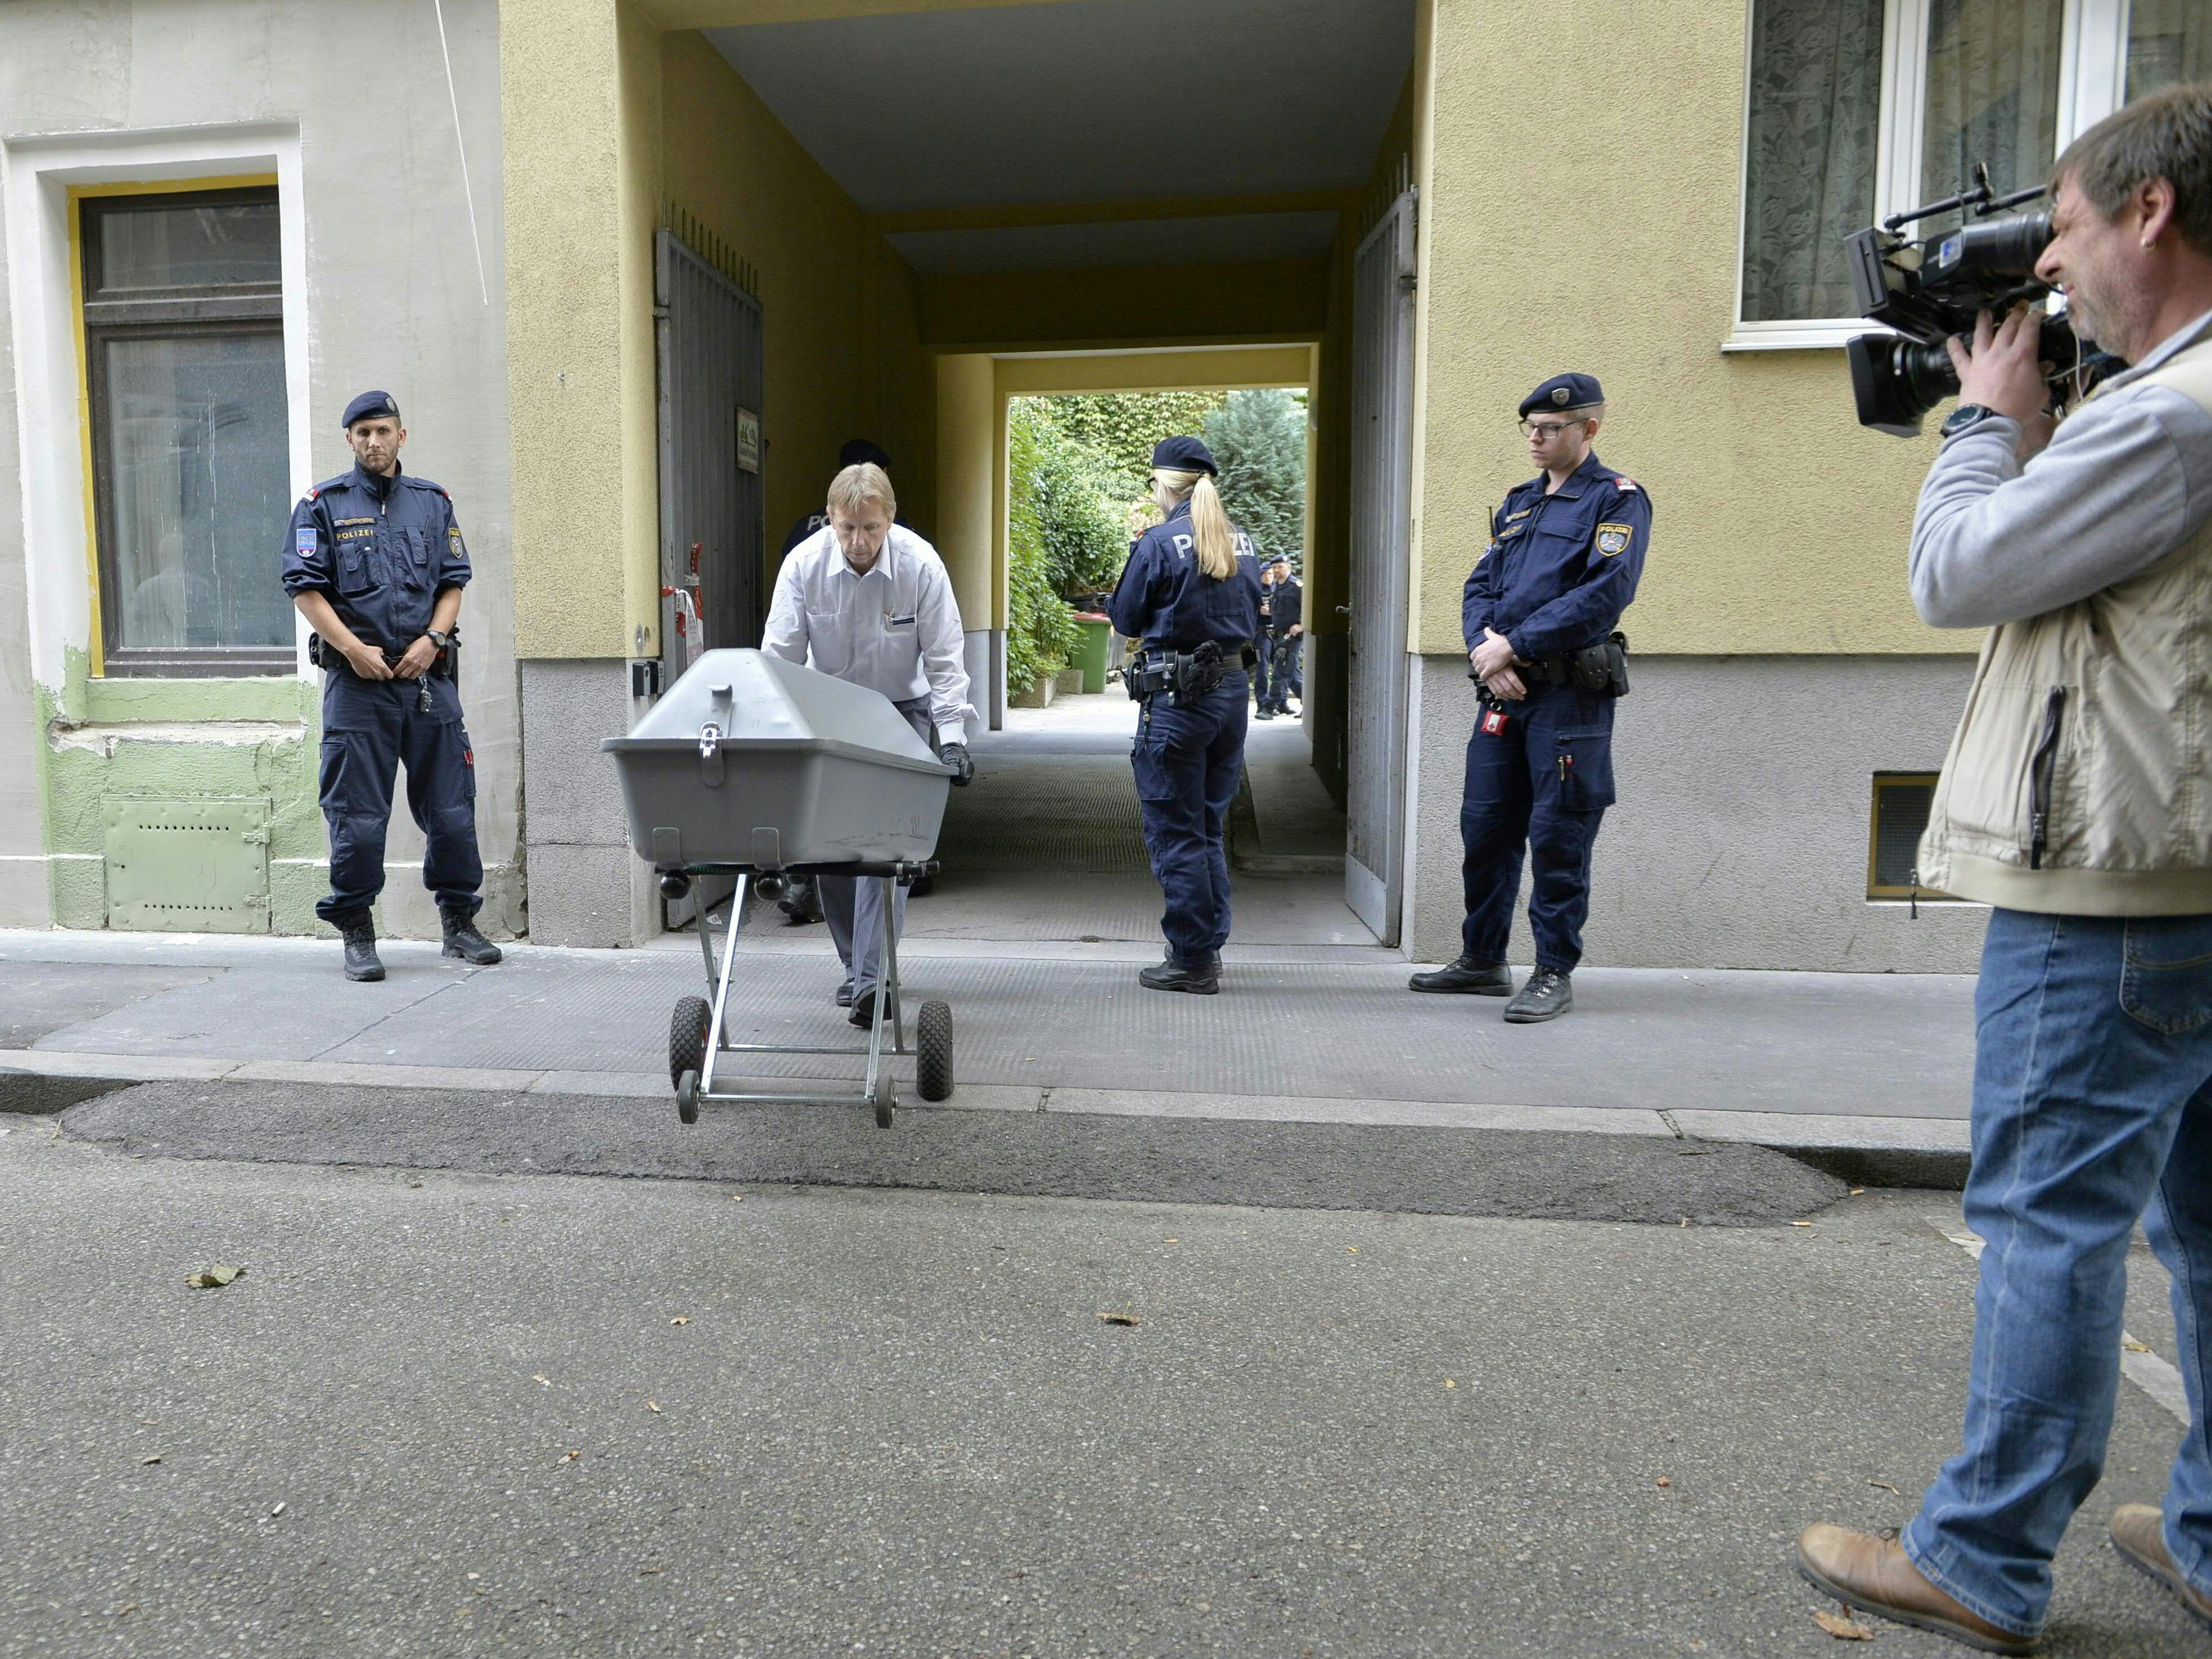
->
xmin=1006 ymin=412 xmax=1081 ymax=694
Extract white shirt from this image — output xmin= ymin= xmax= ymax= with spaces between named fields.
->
xmin=762 ymin=524 xmax=973 ymax=746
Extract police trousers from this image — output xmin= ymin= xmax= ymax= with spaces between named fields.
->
xmin=820 ymin=699 xmax=933 ymax=999
xmin=1459 ymin=684 xmax=1615 ymax=973
xmin=317 ymin=669 xmax=482 ymax=926
xmin=1132 ymin=673 xmax=1248 ymax=968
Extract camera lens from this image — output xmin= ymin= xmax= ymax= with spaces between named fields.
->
xmin=1847 ymin=333 xmax=1961 ymax=437
xmin=1932 ymin=208 xmax=2054 ymax=281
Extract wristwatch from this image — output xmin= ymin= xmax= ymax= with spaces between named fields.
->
xmin=425 ymin=630 xmax=452 ymax=651
xmin=1940 ymin=403 xmax=2002 ymax=439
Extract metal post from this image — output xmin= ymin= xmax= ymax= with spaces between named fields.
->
xmin=699 ymin=873 xmax=748 ymax=1096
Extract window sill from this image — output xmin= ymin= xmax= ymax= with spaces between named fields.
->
xmin=81 ymin=675 xmax=312 ymax=726
xmin=1721 ymin=323 xmax=1882 ymax=353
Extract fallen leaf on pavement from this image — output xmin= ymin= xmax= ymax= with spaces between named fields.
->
xmin=1655 ymin=1477 xmax=1672 ymax=1488
xmin=1443 ymin=1379 xmax=1457 ymax=1389
xmin=2124 ymin=1339 xmax=2152 ymax=1354
xmin=1815 ymin=1609 xmax=1874 ymax=1640
xmin=647 ymin=1401 xmax=661 ymax=1413
xmin=671 ymin=1317 xmax=690 ymax=1326
xmin=1868 ymin=1480 xmax=1900 ymax=1494
xmin=140 ymin=1455 xmax=161 ymax=1465
xmin=638 ymin=1567 xmax=663 ymax=1576
xmin=532 ymin=1375 xmax=551 ymax=1387
xmin=729 ymin=1194 xmax=743 ymax=1203
xmin=1097 ymin=1310 xmax=1140 ymax=1327
xmin=1791 ymin=1221 xmax=1814 ymax=1229
xmin=185 ymin=1264 xmax=245 ymax=1289
xmin=559 ymin=1450 xmax=582 ymax=1464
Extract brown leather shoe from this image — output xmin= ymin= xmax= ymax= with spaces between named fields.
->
xmin=1796 ymin=1523 xmax=2036 ymax=1654
xmin=2111 ymin=1503 xmax=2212 ymax=1631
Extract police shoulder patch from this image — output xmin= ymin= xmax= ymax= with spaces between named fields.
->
xmin=1594 ymin=522 xmax=1634 ymax=558
xmin=1614 ymin=476 xmax=1639 ymax=492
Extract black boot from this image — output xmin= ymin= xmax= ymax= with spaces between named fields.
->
xmin=337 ymin=915 xmax=385 ymax=983
xmin=1503 ymin=967 xmax=1573 ymax=1023
xmin=440 ymin=906 xmax=502 ymax=965
xmin=1139 ymin=954 xmax=1219 ymax=995
xmin=1409 ymin=956 xmax=1512 ymax=995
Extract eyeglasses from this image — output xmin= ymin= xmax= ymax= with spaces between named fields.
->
xmin=1519 ymin=419 xmax=1588 ymax=439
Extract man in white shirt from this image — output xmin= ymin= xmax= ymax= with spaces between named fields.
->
xmin=762 ymin=462 xmax=973 ymax=1023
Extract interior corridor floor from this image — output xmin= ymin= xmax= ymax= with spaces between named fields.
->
xmin=890 ymin=690 xmax=1377 ymax=951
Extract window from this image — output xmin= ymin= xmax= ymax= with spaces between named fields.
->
xmin=81 ymin=187 xmax=294 ymax=676
xmin=1868 ymin=772 xmax=1955 ymax=900
xmin=1733 ymin=0 xmax=2189 ymax=349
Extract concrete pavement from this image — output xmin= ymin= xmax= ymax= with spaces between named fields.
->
xmin=1 ymin=1113 xmax=2200 ymax=1659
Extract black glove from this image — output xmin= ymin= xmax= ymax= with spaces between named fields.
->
xmin=939 ymin=743 xmax=975 ymax=788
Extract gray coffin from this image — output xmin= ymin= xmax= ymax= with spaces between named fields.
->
xmin=602 ymin=649 xmax=950 ymax=869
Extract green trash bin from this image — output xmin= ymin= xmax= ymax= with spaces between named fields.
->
xmin=1070 ymin=615 xmax=1112 ymax=696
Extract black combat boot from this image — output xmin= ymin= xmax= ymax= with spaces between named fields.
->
xmin=440 ymin=906 xmax=503 ymax=965
xmin=337 ymin=914 xmax=385 ymax=983
xmin=1139 ymin=953 xmax=1219 ymax=995
xmin=1408 ymin=956 xmax=1513 ymax=995
xmin=1503 ymin=967 xmax=1572 ymax=1023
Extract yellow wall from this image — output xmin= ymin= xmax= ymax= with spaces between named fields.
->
xmin=919 ymin=260 xmax=1329 ymax=352
xmin=1411 ymin=0 xmax=1950 ymax=657
xmin=502 ymin=0 xmax=661 ymax=658
xmin=659 ymin=31 xmax=935 ymax=564
xmin=934 ymin=354 xmax=997 ymax=628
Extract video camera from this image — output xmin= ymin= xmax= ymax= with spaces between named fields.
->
xmin=1845 ymin=164 xmax=2119 ymax=436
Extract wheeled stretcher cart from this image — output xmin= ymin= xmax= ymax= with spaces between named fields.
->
xmin=602 ymin=650 xmax=957 ymax=1127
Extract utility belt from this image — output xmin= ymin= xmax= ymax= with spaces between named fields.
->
xmin=1472 ymin=632 xmax=1631 ymax=704
xmin=311 ymin=628 xmax=460 ymax=713
xmin=1127 ymin=640 xmax=1253 ymax=708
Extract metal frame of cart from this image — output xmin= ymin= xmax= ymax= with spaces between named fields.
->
xmin=660 ymin=859 xmax=952 ymax=1129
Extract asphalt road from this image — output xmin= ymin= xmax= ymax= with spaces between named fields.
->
xmin=2 ymin=1104 xmax=2203 ymax=1658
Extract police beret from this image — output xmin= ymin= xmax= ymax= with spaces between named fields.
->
xmin=839 ymin=438 xmax=892 ymax=471
xmin=1518 ymin=373 xmax=1604 ymax=417
xmin=341 ymin=389 xmax=401 ymax=429
xmin=1151 ymin=435 xmax=1217 ymax=476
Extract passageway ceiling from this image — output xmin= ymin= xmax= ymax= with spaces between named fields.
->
xmin=702 ymin=0 xmax=1411 ymax=281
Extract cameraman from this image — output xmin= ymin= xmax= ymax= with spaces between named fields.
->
xmin=1798 ymin=86 xmax=2212 ymax=1652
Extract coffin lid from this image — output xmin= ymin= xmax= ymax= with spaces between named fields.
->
xmin=600 ymin=649 xmax=947 ymax=775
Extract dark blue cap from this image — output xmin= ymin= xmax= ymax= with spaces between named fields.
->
xmin=341 ymin=389 xmax=401 ymax=429
xmin=1518 ymin=373 xmax=1604 ymax=417
xmin=1150 ymin=435 xmax=1217 ymax=476
xmin=839 ymin=438 xmax=891 ymax=470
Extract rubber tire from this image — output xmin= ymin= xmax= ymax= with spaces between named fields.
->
xmin=669 ymin=995 xmax=709 ymax=1088
xmin=676 ymin=1068 xmax=700 ymax=1126
xmin=908 ymin=870 xmax=936 ymax=898
xmin=873 ymin=1067 xmax=896 ymax=1130
xmin=915 ymin=1000 xmax=954 ymax=1101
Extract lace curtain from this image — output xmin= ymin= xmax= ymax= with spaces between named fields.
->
xmin=2129 ymin=0 xmax=2212 ymax=101
xmin=1739 ymin=0 xmax=1885 ymax=322
xmin=1921 ymin=0 xmax=2065 ymax=201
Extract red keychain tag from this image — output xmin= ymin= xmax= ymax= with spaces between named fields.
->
xmin=1481 ymin=708 xmax=1509 ymax=736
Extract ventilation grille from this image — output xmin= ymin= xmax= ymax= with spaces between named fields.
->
xmin=1868 ymin=774 xmax=1952 ymax=900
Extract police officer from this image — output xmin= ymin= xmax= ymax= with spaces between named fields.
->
xmin=782 ymin=439 xmax=900 ymax=555
xmin=1109 ymin=436 xmax=1264 ymax=995
xmin=1258 ymin=556 xmax=1303 ymax=717
xmin=282 ymin=391 xmax=501 ymax=982
xmin=1410 ymin=372 xmax=1649 ymax=1022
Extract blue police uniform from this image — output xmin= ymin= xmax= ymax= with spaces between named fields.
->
xmin=1108 ymin=444 xmax=1264 ymax=979
xmin=281 ymin=441 xmax=483 ymax=929
xmin=1457 ymin=436 xmax=1651 ymax=977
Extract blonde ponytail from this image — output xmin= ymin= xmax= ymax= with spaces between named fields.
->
xmin=1188 ymin=475 xmax=1235 ymax=579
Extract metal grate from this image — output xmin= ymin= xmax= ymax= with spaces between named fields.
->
xmin=103 ymin=796 xmax=271 ymax=933
xmin=1868 ymin=774 xmax=1949 ymax=900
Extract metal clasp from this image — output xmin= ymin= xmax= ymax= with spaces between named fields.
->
xmin=698 ymin=722 xmax=724 ymax=786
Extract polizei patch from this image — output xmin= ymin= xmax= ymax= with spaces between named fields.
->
xmin=1594 ymin=523 xmax=1633 ymax=557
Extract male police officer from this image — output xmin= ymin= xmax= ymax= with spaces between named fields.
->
xmin=1260 ymin=556 xmax=1303 ymax=717
xmin=1409 ymin=372 xmax=1649 ymax=1022
xmin=282 ymin=391 xmax=500 ymax=982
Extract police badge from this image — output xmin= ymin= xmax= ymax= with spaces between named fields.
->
xmin=1594 ymin=522 xmax=1633 ymax=557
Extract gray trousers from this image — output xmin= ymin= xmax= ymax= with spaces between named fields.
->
xmin=821 ymin=698 xmax=933 ymax=998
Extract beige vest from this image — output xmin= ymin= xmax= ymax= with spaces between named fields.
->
xmin=1918 ymin=333 xmax=2212 ymax=915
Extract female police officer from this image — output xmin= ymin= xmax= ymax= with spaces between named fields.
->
xmin=1109 ymin=437 xmax=1264 ymax=995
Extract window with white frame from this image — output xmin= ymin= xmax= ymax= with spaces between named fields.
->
xmin=1733 ymin=0 xmax=2212 ymax=349
xmin=80 ymin=186 xmax=295 ymax=675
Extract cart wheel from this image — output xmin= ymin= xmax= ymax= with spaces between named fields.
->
xmin=915 ymin=1000 xmax=954 ymax=1101
xmin=669 ymin=995 xmax=710 ymax=1088
xmin=676 ymin=1068 xmax=700 ymax=1126
xmin=873 ymin=1067 xmax=896 ymax=1130
xmin=908 ymin=870 xmax=936 ymax=898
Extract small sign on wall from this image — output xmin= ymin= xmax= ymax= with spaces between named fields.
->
xmin=735 ymin=407 xmax=761 ymax=474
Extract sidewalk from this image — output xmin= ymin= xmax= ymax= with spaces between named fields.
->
xmin=0 ymin=923 xmax=1976 ymax=1182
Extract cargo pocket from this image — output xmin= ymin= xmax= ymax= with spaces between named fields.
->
xmin=1550 ymin=729 xmax=1615 ymax=811
xmin=2121 ymin=915 xmax=2212 ymax=1036
xmin=1131 ymin=720 xmax=1176 ymax=803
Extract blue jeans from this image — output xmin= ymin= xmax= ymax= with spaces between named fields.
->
xmin=1904 ymin=907 xmax=2212 ymax=1636
xmin=1131 ymin=674 xmax=1247 ymax=966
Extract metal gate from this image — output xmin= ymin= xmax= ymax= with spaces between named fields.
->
xmin=1343 ymin=191 xmax=1418 ymax=945
xmin=655 ymin=228 xmax=765 ymax=677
